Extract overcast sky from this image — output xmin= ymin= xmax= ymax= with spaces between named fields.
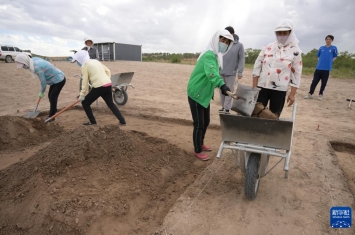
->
xmin=0 ymin=0 xmax=354 ymax=56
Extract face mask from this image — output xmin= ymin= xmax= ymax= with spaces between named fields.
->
xmin=277 ymin=35 xmax=289 ymax=45
xmin=218 ymin=42 xmax=228 ymax=53
xmin=23 ymin=65 xmax=29 ymax=69
xmin=77 ymin=61 xmax=82 ymax=67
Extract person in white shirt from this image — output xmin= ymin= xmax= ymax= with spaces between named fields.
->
xmin=252 ymin=19 xmax=302 ymax=116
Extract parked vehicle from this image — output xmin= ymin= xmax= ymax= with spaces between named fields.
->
xmin=0 ymin=45 xmax=32 ymax=63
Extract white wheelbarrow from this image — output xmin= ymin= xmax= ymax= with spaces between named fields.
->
xmin=216 ymin=104 xmax=297 ymax=200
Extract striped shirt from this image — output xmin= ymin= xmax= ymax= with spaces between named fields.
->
xmin=33 ymin=57 xmax=65 ymax=93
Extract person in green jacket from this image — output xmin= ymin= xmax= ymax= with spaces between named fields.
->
xmin=187 ymin=30 xmax=234 ymax=161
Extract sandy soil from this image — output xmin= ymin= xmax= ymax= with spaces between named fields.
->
xmin=0 ymin=60 xmax=355 ymax=235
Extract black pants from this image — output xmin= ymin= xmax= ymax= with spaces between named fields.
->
xmin=257 ymin=88 xmax=287 ymax=116
xmin=81 ymin=86 xmax=126 ymax=124
xmin=309 ymin=69 xmax=330 ymax=95
xmin=48 ymin=77 xmax=66 ymax=117
xmin=188 ymin=96 xmax=210 ymax=153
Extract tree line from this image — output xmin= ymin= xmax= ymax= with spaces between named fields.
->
xmin=143 ymin=49 xmax=355 ymax=70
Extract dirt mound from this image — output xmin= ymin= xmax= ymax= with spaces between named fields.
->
xmin=0 ymin=116 xmax=63 ymax=151
xmin=0 ymin=126 xmax=202 ymax=235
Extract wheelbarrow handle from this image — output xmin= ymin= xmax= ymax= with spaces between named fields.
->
xmin=45 ymin=100 xmax=80 ymax=123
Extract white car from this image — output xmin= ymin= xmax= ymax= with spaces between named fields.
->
xmin=0 ymin=45 xmax=32 ymax=63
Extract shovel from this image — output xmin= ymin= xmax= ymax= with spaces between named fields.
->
xmin=226 ymin=91 xmax=238 ymax=100
xmin=45 ymin=100 xmax=80 ymax=123
xmin=24 ymin=97 xmax=41 ymax=118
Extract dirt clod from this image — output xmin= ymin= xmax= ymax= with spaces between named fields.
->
xmin=0 ymin=116 xmax=62 ymax=151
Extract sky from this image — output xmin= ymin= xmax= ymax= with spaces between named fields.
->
xmin=0 ymin=0 xmax=354 ymax=56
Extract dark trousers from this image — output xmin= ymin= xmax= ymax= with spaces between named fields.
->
xmin=48 ymin=77 xmax=66 ymax=117
xmin=257 ymin=88 xmax=287 ymax=116
xmin=81 ymin=86 xmax=126 ymax=124
xmin=188 ymin=96 xmax=210 ymax=153
xmin=309 ymin=69 xmax=330 ymax=95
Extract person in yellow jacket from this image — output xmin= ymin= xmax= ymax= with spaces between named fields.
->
xmin=71 ymin=50 xmax=126 ymax=126
xmin=187 ymin=30 xmax=234 ymax=161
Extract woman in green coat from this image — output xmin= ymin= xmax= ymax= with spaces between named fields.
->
xmin=187 ymin=30 xmax=234 ymax=161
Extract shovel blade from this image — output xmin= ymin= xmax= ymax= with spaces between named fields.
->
xmin=23 ymin=111 xmax=41 ymax=119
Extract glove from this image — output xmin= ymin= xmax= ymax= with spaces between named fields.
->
xmin=78 ymin=95 xmax=85 ymax=101
xmin=38 ymin=92 xmax=44 ymax=98
xmin=220 ymin=84 xmax=231 ymax=96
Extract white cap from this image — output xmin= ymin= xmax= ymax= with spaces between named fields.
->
xmin=218 ymin=29 xmax=235 ymax=43
xmin=274 ymin=19 xmax=293 ymax=31
xmin=84 ymin=37 xmax=93 ymax=43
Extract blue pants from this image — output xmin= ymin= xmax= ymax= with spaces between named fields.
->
xmin=309 ymin=69 xmax=330 ymax=95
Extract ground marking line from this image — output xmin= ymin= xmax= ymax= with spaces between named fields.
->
xmin=168 ymin=150 xmax=233 ymax=233
xmin=314 ymin=130 xmax=339 ymax=235
xmin=315 ymin=130 xmax=335 ymax=206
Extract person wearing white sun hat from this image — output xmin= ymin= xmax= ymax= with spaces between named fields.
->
xmin=187 ymin=29 xmax=234 ymax=161
xmin=82 ymin=37 xmax=99 ymax=59
xmin=252 ymin=19 xmax=302 ymax=117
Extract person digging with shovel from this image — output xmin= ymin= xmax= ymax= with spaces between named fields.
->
xmin=187 ymin=29 xmax=234 ymax=161
xmin=15 ymin=53 xmax=66 ymax=122
xmin=71 ymin=50 xmax=126 ymax=126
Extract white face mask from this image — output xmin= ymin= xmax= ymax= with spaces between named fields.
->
xmin=277 ymin=35 xmax=289 ymax=45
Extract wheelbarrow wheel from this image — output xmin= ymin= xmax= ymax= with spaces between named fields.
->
xmin=244 ymin=153 xmax=261 ymax=200
xmin=113 ymin=89 xmax=128 ymax=105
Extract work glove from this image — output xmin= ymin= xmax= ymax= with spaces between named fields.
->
xmin=78 ymin=95 xmax=85 ymax=101
xmin=38 ymin=92 xmax=44 ymax=98
xmin=220 ymin=84 xmax=231 ymax=96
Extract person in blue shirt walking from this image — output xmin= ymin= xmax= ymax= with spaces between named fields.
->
xmin=15 ymin=53 xmax=66 ymax=121
xmin=305 ymin=35 xmax=338 ymax=100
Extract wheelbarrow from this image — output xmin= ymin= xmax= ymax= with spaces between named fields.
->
xmin=111 ymin=72 xmax=135 ymax=105
xmin=216 ymin=104 xmax=297 ymax=200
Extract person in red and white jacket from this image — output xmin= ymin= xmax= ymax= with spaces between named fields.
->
xmin=252 ymin=19 xmax=302 ymax=116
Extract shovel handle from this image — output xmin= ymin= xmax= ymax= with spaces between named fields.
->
xmin=45 ymin=100 xmax=80 ymax=123
xmin=227 ymin=91 xmax=238 ymax=99
xmin=32 ymin=97 xmax=42 ymax=112
xmin=36 ymin=97 xmax=41 ymax=105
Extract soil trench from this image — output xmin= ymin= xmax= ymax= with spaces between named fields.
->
xmin=0 ymin=116 xmax=207 ymax=235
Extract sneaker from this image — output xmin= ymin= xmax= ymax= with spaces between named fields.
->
xmin=304 ymin=94 xmax=313 ymax=99
xmin=219 ymin=108 xmax=225 ymax=113
xmin=83 ymin=122 xmax=97 ymax=126
xmin=318 ymin=95 xmax=323 ymax=100
xmin=225 ymin=110 xmax=230 ymax=114
xmin=202 ymin=145 xmax=212 ymax=151
xmin=194 ymin=152 xmax=209 ymax=161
